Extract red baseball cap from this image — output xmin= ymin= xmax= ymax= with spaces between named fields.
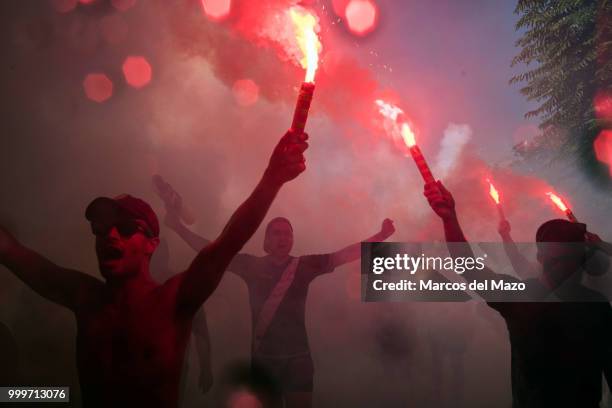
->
xmin=85 ymin=194 xmax=160 ymax=237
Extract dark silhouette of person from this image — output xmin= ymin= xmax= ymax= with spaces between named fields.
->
xmin=424 ymin=180 xmax=612 ymax=408
xmin=0 ymin=321 xmax=19 ymax=386
xmin=150 ymin=239 xmax=213 ymax=404
xmin=157 ymin=179 xmax=395 ymax=408
xmin=0 ymin=130 xmax=308 ymax=408
xmin=498 ymin=218 xmax=611 ymax=293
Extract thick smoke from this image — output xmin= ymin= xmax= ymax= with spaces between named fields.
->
xmin=0 ymin=2 xmax=610 ymax=407
xmin=434 ymin=123 xmax=472 ymax=179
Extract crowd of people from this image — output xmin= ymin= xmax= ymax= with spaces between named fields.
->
xmin=0 ymin=129 xmax=611 ymax=408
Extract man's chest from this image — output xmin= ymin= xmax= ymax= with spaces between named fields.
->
xmin=75 ymin=299 xmax=189 ymax=376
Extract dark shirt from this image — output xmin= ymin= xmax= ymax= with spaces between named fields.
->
xmin=489 ymin=280 xmax=612 ymax=408
xmin=230 ymin=254 xmax=334 ymax=356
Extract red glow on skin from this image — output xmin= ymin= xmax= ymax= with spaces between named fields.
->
xmin=201 ymin=0 xmax=232 ymax=21
xmin=83 ymin=73 xmax=113 ymax=103
xmin=232 ymin=79 xmax=259 ymax=106
xmin=345 ymin=0 xmax=379 ymax=36
xmin=594 ymin=91 xmax=612 ymax=120
xmin=122 ymin=56 xmax=152 ymax=89
xmin=594 ymin=130 xmax=612 ymax=176
xmin=99 ymin=15 xmax=128 ymax=45
xmin=111 ymin=0 xmax=137 ymax=12
xmin=51 ymin=0 xmax=77 ymax=13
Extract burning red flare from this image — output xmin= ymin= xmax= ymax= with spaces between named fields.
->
xmin=546 ymin=191 xmax=578 ymax=222
xmin=288 ymin=7 xmax=322 ymax=134
xmin=487 ymin=179 xmax=500 ymax=205
xmin=401 ymin=123 xmax=416 ymax=148
xmin=487 ymin=178 xmax=506 ymax=220
xmin=547 ymin=192 xmax=568 ymax=212
xmin=290 ymin=7 xmax=322 ymax=84
xmin=375 ymin=99 xmax=434 ymax=184
xmin=345 ymin=0 xmax=379 ymax=36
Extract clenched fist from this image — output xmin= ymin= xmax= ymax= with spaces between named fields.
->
xmin=263 ymin=130 xmax=309 ymax=186
xmin=423 ymin=181 xmax=457 ymax=221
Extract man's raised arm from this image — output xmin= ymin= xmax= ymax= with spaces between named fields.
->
xmin=0 ymin=226 xmax=100 ymax=311
xmin=155 ymin=177 xmax=211 ymax=252
xmin=175 ymin=130 xmax=308 ymax=312
xmin=330 ymin=218 xmax=395 ymax=268
xmin=423 ymin=181 xmax=505 ymax=283
xmin=498 ymin=219 xmax=535 ymax=278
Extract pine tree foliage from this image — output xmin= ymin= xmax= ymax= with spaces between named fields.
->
xmin=511 ymin=0 xmax=612 ymax=174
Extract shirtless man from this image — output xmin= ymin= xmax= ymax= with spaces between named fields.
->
xmin=0 ymin=130 xmax=308 ymax=407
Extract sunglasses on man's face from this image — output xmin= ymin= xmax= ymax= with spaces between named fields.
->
xmin=91 ymin=219 xmax=153 ymax=238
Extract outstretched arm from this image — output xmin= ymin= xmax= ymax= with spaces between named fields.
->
xmin=174 ymin=130 xmax=309 ymax=313
xmin=0 ymin=226 xmax=101 ymax=311
xmin=498 ymin=219 xmax=535 ymax=278
xmin=330 ymin=219 xmax=395 ymax=268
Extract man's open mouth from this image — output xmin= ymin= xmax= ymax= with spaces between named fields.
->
xmin=102 ymin=245 xmax=124 ymax=260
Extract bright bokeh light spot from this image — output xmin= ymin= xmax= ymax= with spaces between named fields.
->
xmin=122 ymin=56 xmax=152 ymax=89
xmin=332 ymin=0 xmax=350 ymax=18
xmin=227 ymin=389 xmax=262 ymax=408
xmin=594 ymin=130 xmax=612 ymax=176
xmin=594 ymin=91 xmax=612 ymax=120
xmin=83 ymin=73 xmax=113 ymax=103
xmin=99 ymin=15 xmax=128 ymax=44
xmin=232 ymin=79 xmax=259 ymax=107
xmin=51 ymin=0 xmax=77 ymax=13
xmin=111 ymin=0 xmax=137 ymax=12
xmin=345 ymin=0 xmax=378 ymax=36
xmin=201 ymin=0 xmax=232 ymax=21
xmin=79 ymin=0 xmax=96 ymax=4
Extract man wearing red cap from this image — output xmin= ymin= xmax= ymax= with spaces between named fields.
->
xmin=0 ymin=130 xmax=308 ymax=407
xmin=423 ymin=180 xmax=612 ymax=408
